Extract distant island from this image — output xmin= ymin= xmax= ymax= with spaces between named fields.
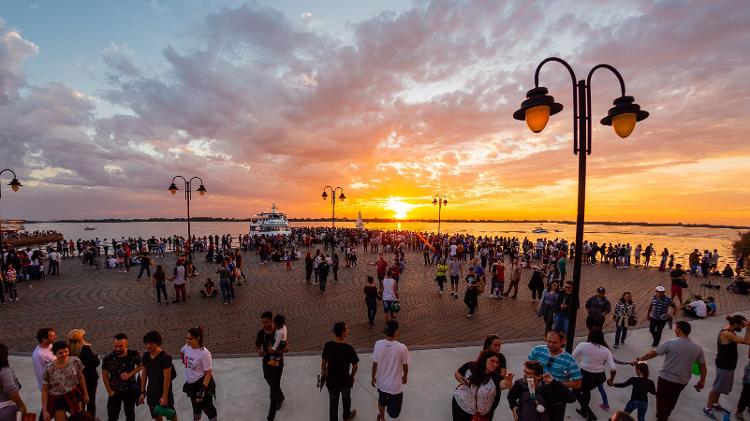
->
xmin=20 ymin=217 xmax=750 ymax=230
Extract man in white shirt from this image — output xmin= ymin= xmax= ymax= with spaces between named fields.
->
xmin=372 ymin=320 xmax=410 ymax=421
xmin=683 ymin=295 xmax=708 ymax=319
xmin=31 ymin=327 xmax=56 ymax=390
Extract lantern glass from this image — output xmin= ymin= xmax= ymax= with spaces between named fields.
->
xmin=525 ymin=105 xmax=551 ymax=133
xmin=611 ymin=112 xmax=637 ymax=138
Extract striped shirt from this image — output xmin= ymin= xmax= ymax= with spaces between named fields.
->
xmin=650 ymin=295 xmax=672 ymax=320
xmin=528 ymin=345 xmax=582 ymax=382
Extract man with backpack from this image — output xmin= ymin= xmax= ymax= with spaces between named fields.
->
xmin=507 ymin=360 xmax=576 ymax=421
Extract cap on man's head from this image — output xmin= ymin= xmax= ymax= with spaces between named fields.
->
xmin=597 ymin=287 xmax=606 ymax=293
xmin=655 ymin=285 xmax=666 ymax=292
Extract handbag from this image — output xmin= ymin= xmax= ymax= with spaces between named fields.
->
xmin=391 ymin=300 xmax=401 ymax=313
xmin=628 ymin=315 xmax=637 ymax=327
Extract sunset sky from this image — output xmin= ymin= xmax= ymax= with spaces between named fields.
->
xmin=0 ymin=1 xmax=748 ymax=225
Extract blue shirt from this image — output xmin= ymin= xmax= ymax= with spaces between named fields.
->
xmin=474 ymin=265 xmax=485 ymax=278
xmin=528 ymin=345 xmax=582 ymax=382
xmin=650 ymin=295 xmax=672 ymax=320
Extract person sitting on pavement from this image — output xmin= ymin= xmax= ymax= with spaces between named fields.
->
xmin=200 ymin=279 xmax=217 ymax=298
xmin=681 ymin=294 xmax=707 ymax=319
xmin=728 ymin=277 xmax=749 ymax=295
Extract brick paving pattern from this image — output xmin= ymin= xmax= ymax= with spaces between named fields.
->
xmin=1 ymin=247 xmax=747 ymax=356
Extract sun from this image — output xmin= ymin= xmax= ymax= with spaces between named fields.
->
xmin=385 ymin=197 xmax=416 ymax=220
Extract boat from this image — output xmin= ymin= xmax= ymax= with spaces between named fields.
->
xmin=531 ymin=227 xmax=549 ymax=234
xmin=83 ymin=224 xmax=96 ymax=231
xmin=356 ymin=210 xmax=365 ymax=230
xmin=249 ymin=203 xmax=292 ymax=237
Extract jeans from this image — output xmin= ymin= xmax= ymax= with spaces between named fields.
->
xmin=574 ymin=369 xmax=606 ymax=419
xmin=615 ymin=321 xmax=628 ymax=345
xmin=624 ymin=399 xmax=648 ymax=421
xmin=263 ymin=364 xmax=284 ymax=420
xmin=464 ymin=288 xmax=477 ymax=314
xmin=155 ymin=282 xmax=168 ymax=303
xmin=173 ymin=284 xmax=186 ymax=302
xmin=328 ymin=387 xmax=353 ymax=421
xmin=220 ymin=279 xmax=232 ymax=302
xmin=656 ymin=376 xmax=686 ymax=421
xmin=320 ymin=274 xmax=328 ymax=291
xmin=365 ymin=296 xmax=377 ymax=325
xmin=48 ymin=261 xmax=59 ymax=275
xmin=107 ymin=390 xmax=137 ymax=421
xmin=137 ymin=264 xmax=151 ymax=279
xmin=649 ymin=318 xmax=667 ymax=346
xmin=554 ymin=313 xmax=570 ymax=333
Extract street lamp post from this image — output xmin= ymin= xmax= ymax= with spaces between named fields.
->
xmin=321 ymin=186 xmax=346 ymax=229
xmin=513 ymin=57 xmax=649 ymax=352
xmin=0 ymin=169 xmax=23 ymax=252
xmin=432 ymin=194 xmax=448 ymax=235
xmin=168 ymin=176 xmax=207 ymax=262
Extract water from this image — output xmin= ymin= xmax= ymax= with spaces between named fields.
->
xmin=24 ymin=220 xmax=743 ymax=266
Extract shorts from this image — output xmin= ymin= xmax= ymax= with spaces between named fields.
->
xmin=383 ymin=300 xmax=394 ymax=313
xmin=711 ymin=367 xmax=735 ymax=395
xmin=377 ymin=389 xmax=404 ymax=418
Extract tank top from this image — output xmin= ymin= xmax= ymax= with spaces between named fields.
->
xmin=716 ymin=328 xmax=738 ymax=370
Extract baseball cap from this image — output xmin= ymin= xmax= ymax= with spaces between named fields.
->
xmin=597 ymin=287 xmax=605 ymax=293
xmin=655 ymin=285 xmax=666 ymax=292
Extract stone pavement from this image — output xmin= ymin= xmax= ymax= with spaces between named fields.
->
xmin=8 ymin=313 xmax=750 ymax=420
xmin=1 ymin=248 xmax=748 ymax=355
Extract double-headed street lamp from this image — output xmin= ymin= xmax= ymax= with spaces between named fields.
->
xmin=432 ymin=194 xmax=448 ymax=235
xmin=321 ymin=186 xmax=346 ymax=229
xmin=168 ymin=176 xmax=206 ymax=262
xmin=0 ymin=169 xmax=22 ymax=251
xmin=514 ymin=57 xmax=649 ymax=352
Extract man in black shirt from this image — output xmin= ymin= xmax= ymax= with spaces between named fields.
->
xmin=256 ymin=311 xmax=288 ymax=421
xmin=322 ymin=322 xmax=359 ymax=421
xmin=102 ymin=333 xmax=142 ymax=421
xmin=138 ymin=331 xmax=176 ymax=421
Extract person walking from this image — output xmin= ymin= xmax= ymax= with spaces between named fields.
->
xmin=452 ymin=350 xmax=512 ymax=421
xmin=67 ymin=329 xmax=99 ymax=418
xmin=527 ymin=330 xmax=582 ymax=421
xmin=528 ymin=266 xmax=545 ymax=302
xmin=703 ymin=315 xmax=750 ymax=420
xmin=371 ymin=320 xmax=410 ymax=421
xmin=41 ymin=340 xmax=89 ymax=421
xmin=153 ymin=265 xmax=169 ymax=305
xmin=181 ymin=327 xmax=217 ymax=421
xmin=670 ymin=263 xmax=688 ymax=306
xmin=102 ymin=333 xmax=141 ymax=421
xmin=364 ymin=276 xmax=378 ymax=327
xmin=538 ymin=281 xmax=560 ymax=333
xmin=448 ymin=256 xmax=463 ymax=298
xmin=32 ymin=328 xmax=57 ymax=393
xmin=612 ymin=362 xmax=655 ymax=421
xmin=647 ymin=286 xmax=674 ymax=347
xmin=0 ymin=343 xmax=29 ymax=421
xmin=321 ymin=322 xmax=359 ymax=421
xmin=170 ymin=260 xmax=186 ymax=303
xmin=256 ymin=311 xmax=287 ymax=421
xmin=635 ymin=321 xmax=706 ymax=421
xmin=584 ymin=287 xmax=611 ymax=331
xmin=554 ymin=282 xmax=578 ymax=334
xmin=435 ymin=259 xmax=448 ymax=294
xmin=382 ymin=270 xmax=399 ymax=322
xmin=502 ymin=262 xmax=521 ymax=298
xmin=571 ymin=328 xmax=617 ymax=421
xmin=613 ymin=292 xmax=636 ymax=348
xmin=463 ymin=267 xmax=479 ymax=318
xmin=304 ymin=252 xmax=314 ymax=285
xmin=139 ymin=331 xmax=178 ymax=421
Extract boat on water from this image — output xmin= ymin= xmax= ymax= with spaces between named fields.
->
xmin=356 ymin=210 xmax=365 ymax=230
xmin=83 ymin=224 xmax=96 ymax=230
xmin=249 ymin=203 xmax=292 ymax=237
xmin=531 ymin=226 xmax=549 ymax=234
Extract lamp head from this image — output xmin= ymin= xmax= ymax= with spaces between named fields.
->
xmin=443 ymin=199 xmax=448 ymax=206
xmin=338 ymin=193 xmax=346 ymax=201
xmin=321 ymin=191 xmax=328 ymax=200
xmin=197 ymin=184 xmax=207 ymax=196
xmin=432 ymin=198 xmax=438 ymax=205
xmin=513 ymin=86 xmax=563 ymax=133
xmin=168 ymin=183 xmax=178 ymax=195
xmin=9 ymin=178 xmax=22 ymax=192
xmin=600 ymin=95 xmax=649 ymax=138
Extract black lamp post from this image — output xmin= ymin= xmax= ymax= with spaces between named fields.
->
xmin=514 ymin=57 xmax=649 ymax=352
xmin=0 ymin=169 xmax=22 ymax=252
xmin=321 ymin=186 xmax=346 ymax=229
xmin=432 ymin=194 xmax=448 ymax=235
xmin=168 ymin=176 xmax=206 ymax=262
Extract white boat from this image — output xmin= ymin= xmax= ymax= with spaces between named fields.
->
xmin=531 ymin=226 xmax=549 ymax=234
xmin=249 ymin=203 xmax=292 ymax=237
xmin=356 ymin=210 xmax=365 ymax=230
xmin=83 ymin=224 xmax=96 ymax=231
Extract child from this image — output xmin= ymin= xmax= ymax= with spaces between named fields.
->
xmin=285 ymin=252 xmax=292 ymax=271
xmin=268 ymin=314 xmax=287 ymax=365
xmin=706 ymin=296 xmax=717 ymax=317
xmin=613 ymin=362 xmax=655 ymax=421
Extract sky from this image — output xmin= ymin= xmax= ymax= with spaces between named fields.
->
xmin=0 ymin=0 xmax=749 ymax=225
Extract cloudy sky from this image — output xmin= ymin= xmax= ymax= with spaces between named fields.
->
xmin=0 ymin=0 xmax=748 ymax=224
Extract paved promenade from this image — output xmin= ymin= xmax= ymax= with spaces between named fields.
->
xmin=1 ymin=248 xmax=748 ymax=355
xmin=8 ymin=315 xmax=750 ymax=420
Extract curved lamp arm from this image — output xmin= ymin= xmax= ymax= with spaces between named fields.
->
xmin=585 ymin=64 xmax=627 ymax=154
xmin=534 ymin=57 xmax=580 ymax=154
